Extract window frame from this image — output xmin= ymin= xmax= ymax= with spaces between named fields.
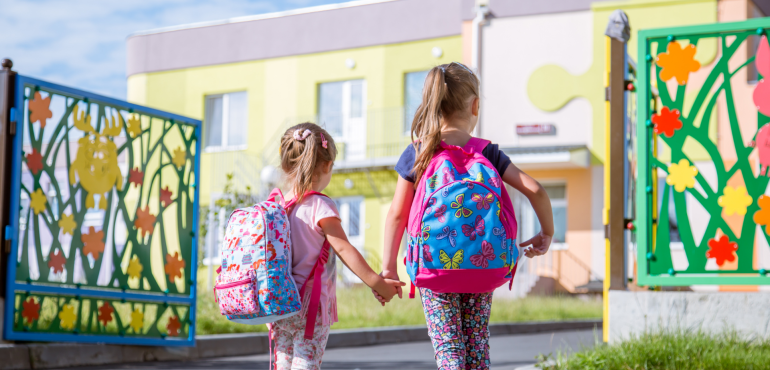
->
xmin=403 ymin=70 xmax=430 ymax=135
xmin=203 ymin=91 xmax=248 ymax=153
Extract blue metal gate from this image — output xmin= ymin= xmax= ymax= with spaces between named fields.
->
xmin=2 ymin=72 xmax=200 ymax=346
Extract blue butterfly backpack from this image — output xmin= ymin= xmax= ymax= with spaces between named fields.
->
xmin=404 ymin=138 xmax=519 ymax=297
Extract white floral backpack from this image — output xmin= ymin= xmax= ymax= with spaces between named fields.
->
xmin=214 ymin=188 xmax=332 ymax=340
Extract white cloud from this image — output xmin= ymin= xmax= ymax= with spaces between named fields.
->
xmin=0 ymin=0 xmax=343 ymax=100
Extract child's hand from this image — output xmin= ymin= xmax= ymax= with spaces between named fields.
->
xmin=373 ymin=278 xmax=405 ymax=304
xmin=520 ymin=231 xmax=552 ymax=258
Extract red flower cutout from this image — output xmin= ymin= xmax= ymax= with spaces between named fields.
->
xmin=81 ymin=226 xmax=105 ymax=259
xmin=28 ymin=92 xmax=52 ymax=128
xmin=706 ymin=235 xmax=738 ymax=267
xmin=652 ymin=107 xmax=683 ymax=138
xmin=129 ymin=167 xmax=144 ymax=187
xmin=26 ymin=149 xmax=43 ymax=175
xmin=134 ymin=206 xmax=156 ymax=239
xmin=21 ymin=297 xmax=40 ymax=324
xmin=160 ymin=186 xmax=173 ymax=207
xmin=164 ymin=252 xmax=185 ymax=283
xmin=167 ymin=315 xmax=181 ymax=336
xmin=48 ymin=249 xmax=66 ymax=274
xmin=98 ymin=302 xmax=114 ymax=326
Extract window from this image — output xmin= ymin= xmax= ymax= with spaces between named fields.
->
xmin=204 ymin=92 xmax=248 ymax=151
xmin=318 ymin=80 xmax=367 ymax=160
xmin=404 ymin=70 xmax=429 ymax=133
xmin=333 ymin=197 xmax=365 ymax=284
xmin=512 ymin=184 xmax=568 ymax=250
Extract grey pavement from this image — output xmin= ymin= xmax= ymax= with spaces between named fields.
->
xmin=58 ymin=329 xmax=598 ymax=370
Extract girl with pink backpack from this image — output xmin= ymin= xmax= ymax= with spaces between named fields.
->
xmin=377 ymin=62 xmax=554 ymax=369
xmin=274 ymin=123 xmax=405 ymax=369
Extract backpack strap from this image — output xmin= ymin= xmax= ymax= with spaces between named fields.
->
xmin=291 ymin=190 xmax=333 ymax=340
xmin=267 ymin=188 xmax=286 ymax=207
xmin=465 ymin=137 xmax=490 ymax=153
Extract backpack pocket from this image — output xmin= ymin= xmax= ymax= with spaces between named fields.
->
xmin=215 ymin=269 xmax=260 ymax=316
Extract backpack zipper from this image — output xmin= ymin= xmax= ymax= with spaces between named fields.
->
xmin=215 ymin=278 xmax=252 ymax=290
xmin=419 ymin=180 xmax=514 ymax=238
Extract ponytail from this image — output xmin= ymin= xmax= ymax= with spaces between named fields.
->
xmin=280 ymin=123 xmax=337 ymax=204
xmin=410 ymin=62 xmax=479 ymax=181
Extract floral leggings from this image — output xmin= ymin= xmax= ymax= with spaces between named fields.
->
xmin=419 ymin=287 xmax=493 ymax=370
xmin=272 ymin=309 xmax=331 ymax=370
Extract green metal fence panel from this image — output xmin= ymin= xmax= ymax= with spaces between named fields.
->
xmin=637 ymin=18 xmax=770 ymax=286
xmin=4 ymin=75 xmax=201 ymax=346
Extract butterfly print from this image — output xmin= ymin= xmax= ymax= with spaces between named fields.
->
xmin=450 ymin=194 xmax=473 ymax=218
xmin=439 ymin=249 xmax=463 ymax=269
xmin=421 ymin=224 xmax=431 ymax=241
xmin=500 ymin=252 xmax=507 ymax=261
xmin=442 ymin=167 xmax=455 ymax=184
xmin=428 ymin=174 xmax=439 ymax=189
xmin=488 ymin=176 xmax=502 ymax=188
xmin=441 ymin=187 xmax=450 ymax=197
xmin=470 ymin=240 xmax=495 ymax=268
xmin=434 ymin=205 xmax=448 ymax=223
xmin=426 ymin=197 xmax=437 ymax=214
xmin=471 ymin=192 xmax=494 ymax=210
xmin=475 ymin=171 xmax=484 ymax=182
xmin=435 ymin=226 xmax=458 ymax=248
xmin=423 ymin=244 xmax=434 ymax=262
xmin=465 ymin=181 xmax=475 ymax=190
xmin=461 ymin=215 xmax=486 ymax=241
xmin=492 ymin=226 xmax=506 ymax=240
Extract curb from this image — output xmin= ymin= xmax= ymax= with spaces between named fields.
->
xmin=3 ymin=319 xmax=601 ymax=369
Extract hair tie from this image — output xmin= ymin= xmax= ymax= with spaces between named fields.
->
xmin=451 ymin=61 xmax=474 ymax=75
xmin=293 ymin=129 xmax=312 ymax=141
xmin=320 ymin=133 xmax=328 ymax=149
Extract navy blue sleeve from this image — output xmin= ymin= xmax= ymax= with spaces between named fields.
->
xmin=395 ymin=144 xmax=417 ymax=182
xmin=482 ymin=143 xmax=512 ymax=176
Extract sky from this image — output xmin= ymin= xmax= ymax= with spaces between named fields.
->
xmin=0 ymin=0 xmax=346 ymax=100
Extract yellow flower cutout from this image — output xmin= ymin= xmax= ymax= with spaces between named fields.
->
xmin=58 ymin=213 xmax=77 ymax=235
xmin=30 ymin=189 xmax=47 ymax=215
xmin=58 ymin=304 xmax=77 ymax=330
xmin=127 ymin=114 xmax=142 ymax=138
xmin=718 ymin=186 xmax=753 ymax=216
xmin=666 ymin=159 xmax=698 ymax=192
xmin=656 ymin=41 xmax=701 ymax=85
xmin=130 ymin=308 xmax=144 ymax=333
xmin=172 ymin=147 xmax=186 ymax=169
xmin=127 ymin=256 xmax=143 ymax=279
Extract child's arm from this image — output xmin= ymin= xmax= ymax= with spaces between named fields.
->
xmin=318 ymin=217 xmax=405 ymax=301
xmin=381 ymin=177 xmax=416 ymax=283
xmin=501 ymin=163 xmax=554 ymax=257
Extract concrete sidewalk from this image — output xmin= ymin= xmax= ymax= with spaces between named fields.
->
xmin=3 ymin=320 xmax=601 ymax=369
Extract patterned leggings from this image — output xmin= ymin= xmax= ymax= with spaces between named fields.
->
xmin=419 ymin=287 xmax=493 ymax=370
xmin=272 ymin=309 xmax=331 ymax=370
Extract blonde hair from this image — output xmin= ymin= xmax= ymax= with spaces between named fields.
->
xmin=410 ymin=62 xmax=479 ymax=181
xmin=280 ymin=123 xmax=337 ymax=204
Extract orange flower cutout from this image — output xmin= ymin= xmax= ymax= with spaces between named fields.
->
xmin=652 ymin=107 xmax=683 ymax=138
xmin=656 ymin=41 xmax=701 ymax=85
xmin=167 ymin=315 xmax=181 ymax=336
xmin=129 ymin=167 xmax=144 ymax=187
xmin=135 ymin=206 xmax=156 ymax=239
xmin=706 ymin=235 xmax=738 ymax=267
xmin=21 ymin=297 xmax=40 ymax=324
xmin=26 ymin=149 xmax=43 ymax=175
xmin=160 ymin=186 xmax=173 ymax=207
xmin=754 ymin=195 xmax=770 ymax=235
xmin=81 ymin=226 xmax=105 ymax=259
xmin=98 ymin=302 xmax=114 ymax=326
xmin=48 ymin=249 xmax=66 ymax=274
xmin=164 ymin=252 xmax=185 ymax=283
xmin=28 ymin=92 xmax=52 ymax=127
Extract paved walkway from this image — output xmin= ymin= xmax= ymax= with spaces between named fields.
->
xmin=60 ymin=329 xmax=597 ymax=370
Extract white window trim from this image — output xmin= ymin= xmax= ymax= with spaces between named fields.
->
xmin=204 ymin=92 xmax=248 ymax=152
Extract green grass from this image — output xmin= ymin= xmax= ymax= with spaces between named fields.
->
xmin=195 ymin=285 xmax=601 ymax=335
xmin=539 ymin=330 xmax=770 ymax=370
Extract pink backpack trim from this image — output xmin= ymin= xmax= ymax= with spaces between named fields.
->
xmin=270 ymin=188 xmax=332 ymax=340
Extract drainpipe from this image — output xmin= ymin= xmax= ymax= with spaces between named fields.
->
xmin=471 ymin=0 xmax=489 ymax=136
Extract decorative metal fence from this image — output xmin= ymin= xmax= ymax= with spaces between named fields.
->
xmin=3 ymin=75 xmax=200 ymax=345
xmin=637 ymin=18 xmax=770 ymax=286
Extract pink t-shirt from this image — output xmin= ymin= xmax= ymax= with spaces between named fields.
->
xmin=288 ymin=194 xmax=339 ymax=326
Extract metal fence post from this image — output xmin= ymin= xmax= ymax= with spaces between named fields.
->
xmin=0 ymin=59 xmax=16 ymax=301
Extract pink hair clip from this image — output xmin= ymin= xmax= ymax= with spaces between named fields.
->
xmin=320 ymin=133 xmax=328 ymax=149
xmin=293 ymin=129 xmax=312 ymax=141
